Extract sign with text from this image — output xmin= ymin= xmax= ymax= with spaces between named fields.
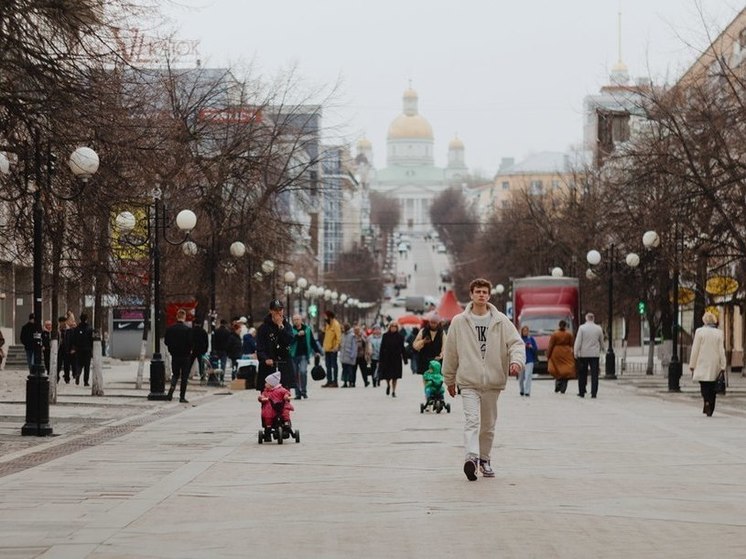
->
xmin=113 ymin=307 xmax=148 ymax=331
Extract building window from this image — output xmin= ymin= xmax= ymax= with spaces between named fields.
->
xmin=529 ymin=180 xmax=543 ymax=196
xmin=501 ymin=181 xmax=509 ymax=190
xmin=552 ymin=179 xmax=561 ymax=190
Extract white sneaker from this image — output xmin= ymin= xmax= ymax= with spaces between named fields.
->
xmin=479 ymin=459 xmax=495 ymax=478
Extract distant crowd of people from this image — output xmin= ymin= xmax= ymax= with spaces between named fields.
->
xmin=19 ymin=311 xmax=94 ymax=386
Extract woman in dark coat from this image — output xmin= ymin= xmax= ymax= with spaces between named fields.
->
xmin=378 ymin=322 xmax=408 ymax=397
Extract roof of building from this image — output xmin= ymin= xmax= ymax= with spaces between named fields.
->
xmin=387 ymin=113 xmax=434 ymax=140
xmin=498 ymin=152 xmax=571 ymax=175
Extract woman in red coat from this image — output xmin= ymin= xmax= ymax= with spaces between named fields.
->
xmin=378 ymin=322 xmax=408 ymax=397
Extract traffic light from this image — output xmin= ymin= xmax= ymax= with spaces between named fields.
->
xmin=637 ymin=300 xmax=646 ymax=315
xmin=308 ymin=304 xmax=318 ymax=318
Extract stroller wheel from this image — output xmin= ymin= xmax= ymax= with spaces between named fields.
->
xmin=294 ymin=430 xmax=300 ymax=443
xmin=276 ymin=426 xmax=284 ymax=444
xmin=445 ymin=403 xmax=451 ymax=413
xmin=258 ymin=430 xmax=264 ymax=444
xmin=436 ymin=401 xmax=443 ymax=413
xmin=420 ymin=403 xmax=425 ymax=413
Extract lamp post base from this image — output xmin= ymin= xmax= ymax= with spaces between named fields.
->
xmin=21 ymin=367 xmax=53 ymax=436
xmin=667 ymin=359 xmax=682 ymax=392
xmin=148 ymin=356 xmax=170 ymax=400
xmin=604 ymin=349 xmax=617 ymax=379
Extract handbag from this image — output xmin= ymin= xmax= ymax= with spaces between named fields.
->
xmin=310 ymin=354 xmax=326 ymax=381
xmin=716 ymin=370 xmax=727 ymax=395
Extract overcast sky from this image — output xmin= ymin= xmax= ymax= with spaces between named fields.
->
xmin=159 ymin=0 xmax=741 ymax=176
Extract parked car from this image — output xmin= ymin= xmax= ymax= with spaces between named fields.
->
xmin=440 ymin=269 xmax=452 ymax=282
xmin=436 ymin=243 xmax=447 ymax=254
xmin=392 ymin=295 xmax=407 ymax=307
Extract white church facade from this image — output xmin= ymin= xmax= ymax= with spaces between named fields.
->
xmin=358 ymin=88 xmax=469 ymax=231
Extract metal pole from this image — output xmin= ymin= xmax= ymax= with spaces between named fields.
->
xmin=247 ymin=260 xmax=253 ymax=324
xmin=210 ymin=234 xmax=216 ymax=321
xmin=605 ymin=244 xmax=617 ymax=379
xmin=148 ymin=196 xmax=168 ymax=400
xmin=22 ymin=138 xmax=52 ymax=436
xmin=668 ymin=224 xmax=682 ymax=392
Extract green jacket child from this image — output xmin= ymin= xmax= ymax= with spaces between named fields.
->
xmin=423 ymin=360 xmax=444 ymax=399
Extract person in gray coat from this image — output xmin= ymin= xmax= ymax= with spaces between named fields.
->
xmin=573 ymin=312 xmax=605 ymax=398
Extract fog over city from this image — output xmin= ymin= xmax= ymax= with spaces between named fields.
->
xmin=161 ymin=0 xmax=739 ymax=175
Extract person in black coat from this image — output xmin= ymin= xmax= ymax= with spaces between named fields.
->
xmin=255 ymin=299 xmax=295 ymax=391
xmin=165 ymin=309 xmax=193 ymax=403
xmin=20 ymin=313 xmax=36 ymax=371
xmin=71 ymin=313 xmax=94 ymax=386
xmin=413 ymin=315 xmax=445 ymax=375
xmin=378 ymin=322 xmax=408 ymax=397
xmin=42 ymin=320 xmax=52 ymax=377
xmin=190 ymin=320 xmax=209 ymax=382
xmin=227 ymin=323 xmax=243 ymax=380
xmin=212 ymin=319 xmax=231 ymax=374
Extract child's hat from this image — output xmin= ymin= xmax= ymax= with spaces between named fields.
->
xmin=266 ymin=371 xmax=282 ymax=387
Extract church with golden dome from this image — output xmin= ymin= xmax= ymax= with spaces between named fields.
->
xmin=357 ymin=87 xmax=469 ymax=231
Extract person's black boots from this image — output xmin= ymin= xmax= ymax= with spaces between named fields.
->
xmin=167 ymin=386 xmax=175 ymax=401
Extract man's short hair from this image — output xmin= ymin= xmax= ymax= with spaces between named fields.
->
xmin=80 ymin=313 xmax=89 ymax=322
xmin=585 ymin=312 xmax=595 ymax=321
xmin=469 ymin=278 xmax=492 ymax=293
xmin=176 ymin=309 xmax=187 ymax=320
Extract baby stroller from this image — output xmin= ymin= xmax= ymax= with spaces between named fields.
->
xmin=420 ymin=360 xmax=451 ymax=414
xmin=258 ymin=400 xmax=301 ymax=444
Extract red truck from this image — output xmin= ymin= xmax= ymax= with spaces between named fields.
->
xmin=512 ymin=276 xmax=580 ymax=374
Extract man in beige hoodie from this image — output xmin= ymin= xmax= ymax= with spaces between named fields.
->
xmin=443 ymin=278 xmax=525 ymax=481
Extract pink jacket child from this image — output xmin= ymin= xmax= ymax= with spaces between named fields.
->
xmin=258 ymin=371 xmax=294 ymax=428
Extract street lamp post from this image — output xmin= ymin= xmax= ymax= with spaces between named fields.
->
xmin=117 ymin=190 xmax=196 ymax=400
xmin=491 ymin=283 xmax=505 ymax=312
xmin=1 ymin=143 xmax=100 ymax=436
xmin=284 ymin=271 xmax=296 ymax=311
xmin=586 ymin=245 xmax=640 ymax=380
xmin=642 ymin=229 xmax=682 ymax=392
xmin=296 ymin=277 xmax=308 ymax=315
xmin=262 ymin=260 xmax=276 ymax=298
xmin=182 ymin=239 xmax=245 ymax=328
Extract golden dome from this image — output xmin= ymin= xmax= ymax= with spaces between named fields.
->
xmin=449 ymin=136 xmax=464 ymax=150
xmin=403 ymin=88 xmax=418 ymax=100
xmin=357 ymin=137 xmax=372 ymax=149
xmin=387 ymin=114 xmax=433 ymax=140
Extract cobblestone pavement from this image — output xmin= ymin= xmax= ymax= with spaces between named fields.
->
xmin=0 ymin=361 xmax=228 ymax=467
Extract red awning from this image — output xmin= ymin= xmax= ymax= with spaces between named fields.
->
xmin=437 ymin=290 xmax=463 ymax=321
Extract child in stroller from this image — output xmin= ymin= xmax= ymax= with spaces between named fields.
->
xmin=258 ymin=371 xmax=300 ymax=444
xmin=420 ymin=360 xmax=451 ymax=414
